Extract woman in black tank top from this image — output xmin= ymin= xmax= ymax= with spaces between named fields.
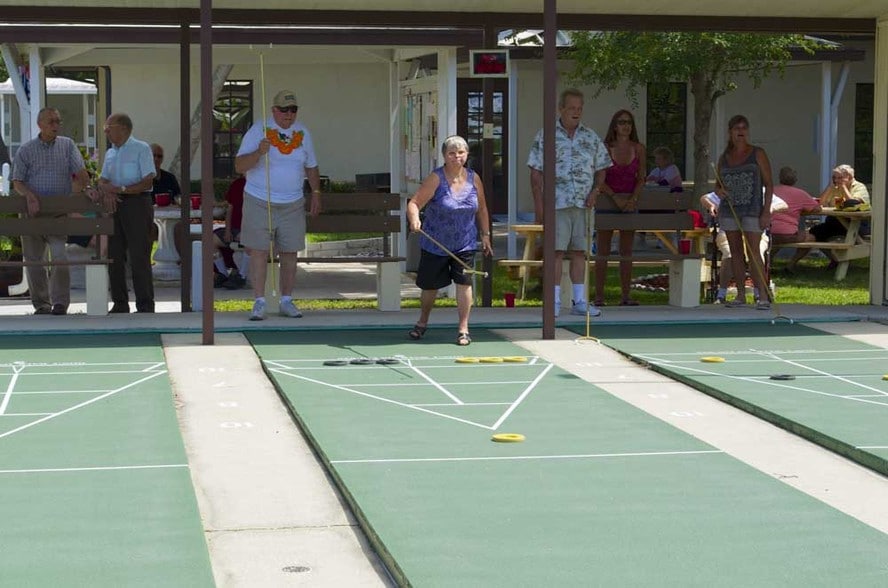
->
xmin=716 ymin=115 xmax=774 ymax=309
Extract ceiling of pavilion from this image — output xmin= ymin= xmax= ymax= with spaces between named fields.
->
xmin=1 ymin=1 xmax=887 ymax=20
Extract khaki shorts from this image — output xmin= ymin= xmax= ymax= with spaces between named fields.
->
xmin=716 ymin=230 xmax=769 ymax=259
xmin=555 ymin=207 xmax=592 ymax=252
xmin=240 ymin=192 xmax=306 ymax=253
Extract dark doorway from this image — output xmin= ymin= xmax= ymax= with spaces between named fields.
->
xmin=458 ymin=79 xmax=509 ymax=215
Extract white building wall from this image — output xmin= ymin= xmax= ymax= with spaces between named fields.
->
xmin=107 ymin=61 xmax=391 ymax=185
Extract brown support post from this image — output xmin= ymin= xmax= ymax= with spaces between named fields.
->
xmin=200 ymin=0 xmax=214 ymax=344
xmin=542 ymin=0 xmax=557 ymax=339
xmin=481 ymin=24 xmax=495 ymax=307
xmin=179 ymin=22 xmax=192 ymax=311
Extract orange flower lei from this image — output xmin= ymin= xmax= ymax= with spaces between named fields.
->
xmin=265 ymin=128 xmax=304 ymax=155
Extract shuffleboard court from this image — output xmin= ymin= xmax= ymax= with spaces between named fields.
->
xmin=572 ymin=322 xmax=888 ymax=476
xmin=0 ymin=334 xmax=214 ymax=587
xmin=249 ymin=328 xmax=888 ymax=586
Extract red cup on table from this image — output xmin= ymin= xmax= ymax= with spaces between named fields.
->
xmin=155 ymin=193 xmax=171 ymax=207
xmin=679 ymin=239 xmax=691 ymax=255
xmin=190 ymin=193 xmax=201 ymax=210
xmin=504 ymin=292 xmax=516 ymax=308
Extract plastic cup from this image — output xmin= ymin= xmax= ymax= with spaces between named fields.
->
xmin=155 ymin=193 xmax=171 ymax=207
xmin=504 ymin=292 xmax=516 ymax=308
xmin=679 ymin=239 xmax=691 ymax=255
xmin=190 ymin=194 xmax=201 ymax=209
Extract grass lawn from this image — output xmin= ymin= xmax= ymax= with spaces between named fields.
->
xmin=213 ymin=253 xmax=870 ymax=312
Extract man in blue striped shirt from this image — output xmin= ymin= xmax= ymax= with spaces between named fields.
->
xmin=12 ymin=107 xmax=90 ymax=315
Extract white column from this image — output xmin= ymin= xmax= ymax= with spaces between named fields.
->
xmin=819 ymin=62 xmax=832 ymax=188
xmin=1 ymin=44 xmax=31 ymax=141
xmin=507 ymin=62 xmax=519 ymax=259
xmin=436 ymin=48 xmax=457 ymax=164
xmin=389 ymin=59 xmax=406 ymax=263
xmin=869 ymin=17 xmax=888 ymax=304
xmin=28 ymin=46 xmax=43 ymax=136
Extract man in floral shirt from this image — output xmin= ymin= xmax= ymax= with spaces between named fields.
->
xmin=235 ymin=89 xmax=322 ymax=320
xmin=527 ymin=88 xmax=610 ymax=317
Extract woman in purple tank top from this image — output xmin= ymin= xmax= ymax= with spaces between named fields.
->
xmin=405 ymin=136 xmax=493 ymax=346
xmin=595 ymin=109 xmax=646 ymax=306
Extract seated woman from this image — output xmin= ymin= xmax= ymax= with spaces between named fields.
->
xmin=645 ymin=146 xmax=683 ymax=190
xmin=807 ymin=164 xmax=870 ymax=269
xmin=770 ymin=166 xmax=821 ymax=273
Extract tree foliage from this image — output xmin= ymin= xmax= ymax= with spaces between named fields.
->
xmin=567 ymin=32 xmax=823 ymax=195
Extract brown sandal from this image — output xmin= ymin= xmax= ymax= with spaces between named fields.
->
xmin=408 ymin=324 xmax=428 ymax=340
xmin=456 ymin=332 xmax=471 ymax=346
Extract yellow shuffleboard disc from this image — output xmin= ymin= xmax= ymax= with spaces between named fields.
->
xmin=479 ymin=357 xmax=504 ymax=363
xmin=883 ymin=374 xmax=888 ymax=381
xmin=502 ymin=356 xmax=528 ymax=363
xmin=455 ymin=357 xmax=480 ymax=364
xmin=700 ymin=356 xmax=726 ymax=363
xmin=491 ymin=433 xmax=525 ymax=443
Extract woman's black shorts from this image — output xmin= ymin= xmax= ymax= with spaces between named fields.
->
xmin=415 ymin=249 xmax=475 ymax=290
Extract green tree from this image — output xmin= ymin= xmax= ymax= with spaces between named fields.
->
xmin=568 ymin=32 xmax=822 ymax=196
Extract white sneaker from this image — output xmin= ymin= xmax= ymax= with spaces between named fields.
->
xmin=249 ymin=299 xmax=266 ymax=321
xmin=571 ymin=300 xmax=601 ymax=317
xmin=279 ymin=299 xmax=303 ymax=318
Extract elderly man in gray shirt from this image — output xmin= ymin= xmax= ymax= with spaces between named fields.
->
xmin=12 ymin=107 xmax=90 ymax=315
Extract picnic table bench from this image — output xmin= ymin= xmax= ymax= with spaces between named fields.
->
xmin=498 ymin=188 xmax=704 ymax=307
xmin=0 ymin=193 xmax=113 ymax=315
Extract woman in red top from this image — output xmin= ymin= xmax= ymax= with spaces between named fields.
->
xmin=595 ymin=109 xmax=646 ymax=306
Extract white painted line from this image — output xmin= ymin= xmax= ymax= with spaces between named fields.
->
xmin=491 ymin=363 xmax=554 ymax=430
xmin=12 ymin=389 xmax=115 ymax=395
xmin=405 ymin=360 xmax=464 ymax=405
xmin=1 ymin=412 xmax=53 ymax=416
xmin=0 ymin=371 xmax=166 ymax=440
xmin=333 ymin=380 xmax=536 ymax=388
xmin=413 ymin=402 xmax=512 ymax=407
xmin=271 ymin=369 xmax=494 ymax=430
xmin=0 ymin=463 xmax=188 ymax=475
xmin=646 ymin=361 xmax=888 ymax=409
xmin=856 ymin=445 xmax=888 ymax=449
xmin=12 ymin=369 xmax=168 ymax=376
xmin=757 ymin=350 xmax=888 ymax=397
xmin=0 ymin=362 xmax=24 ymax=415
xmin=142 ymin=362 xmax=166 ymax=372
xmin=331 ymin=449 xmax=724 ymax=465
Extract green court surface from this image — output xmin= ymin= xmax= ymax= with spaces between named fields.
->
xmin=249 ymin=328 xmax=888 ymax=586
xmin=576 ymin=322 xmax=888 ymax=476
xmin=0 ymin=334 xmax=214 ymax=587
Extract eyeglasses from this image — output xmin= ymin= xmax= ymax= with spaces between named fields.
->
xmin=275 ymin=106 xmax=298 ymax=113
xmin=47 ymin=118 xmax=63 ymax=125
xmin=616 ymin=119 xmax=633 ymax=125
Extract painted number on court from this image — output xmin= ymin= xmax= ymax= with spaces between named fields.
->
xmin=220 ymin=421 xmax=254 ymax=428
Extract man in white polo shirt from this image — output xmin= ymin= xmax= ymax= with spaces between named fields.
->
xmin=235 ymin=90 xmax=322 ymax=320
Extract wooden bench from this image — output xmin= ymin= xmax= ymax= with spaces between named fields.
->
xmin=191 ymin=191 xmax=405 ymax=311
xmin=301 ymin=192 xmax=405 ymax=311
xmin=498 ymin=189 xmax=704 ymax=307
xmin=0 ymin=193 xmax=114 ymax=315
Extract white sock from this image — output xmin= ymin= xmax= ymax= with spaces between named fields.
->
xmin=554 ymin=285 xmax=561 ymax=304
xmin=214 ymin=258 xmax=227 ymax=273
xmin=280 ymin=295 xmax=292 ymax=303
xmin=572 ymin=283 xmax=585 ymax=304
xmin=255 ymin=296 xmax=266 ymax=304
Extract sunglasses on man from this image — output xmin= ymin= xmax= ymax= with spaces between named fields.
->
xmin=275 ymin=106 xmax=298 ymax=114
